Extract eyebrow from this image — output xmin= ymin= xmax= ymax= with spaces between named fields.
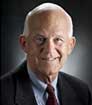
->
xmin=34 ymin=33 xmax=65 ymax=40
xmin=55 ymin=35 xmax=65 ymax=39
xmin=34 ymin=34 xmax=47 ymax=39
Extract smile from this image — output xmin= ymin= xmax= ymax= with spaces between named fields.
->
xmin=41 ymin=57 xmax=59 ymax=61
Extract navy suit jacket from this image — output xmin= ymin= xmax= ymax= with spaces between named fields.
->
xmin=1 ymin=61 xmax=92 ymax=105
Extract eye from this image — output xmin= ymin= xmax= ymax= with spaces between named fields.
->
xmin=54 ymin=37 xmax=64 ymax=45
xmin=35 ymin=35 xmax=46 ymax=45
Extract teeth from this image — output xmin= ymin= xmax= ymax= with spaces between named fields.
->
xmin=42 ymin=58 xmax=57 ymax=61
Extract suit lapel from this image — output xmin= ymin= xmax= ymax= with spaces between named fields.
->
xmin=57 ymin=72 xmax=81 ymax=105
xmin=14 ymin=62 xmax=82 ymax=105
xmin=14 ymin=61 xmax=37 ymax=105
xmin=15 ymin=79 xmax=37 ymax=105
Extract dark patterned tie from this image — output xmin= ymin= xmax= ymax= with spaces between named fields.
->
xmin=46 ymin=84 xmax=58 ymax=105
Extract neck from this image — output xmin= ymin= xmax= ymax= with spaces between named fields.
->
xmin=27 ymin=61 xmax=58 ymax=84
xmin=34 ymin=71 xmax=58 ymax=84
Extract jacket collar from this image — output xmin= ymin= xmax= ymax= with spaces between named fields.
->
xmin=15 ymin=61 xmax=37 ymax=105
xmin=57 ymin=72 xmax=81 ymax=105
xmin=15 ymin=61 xmax=80 ymax=105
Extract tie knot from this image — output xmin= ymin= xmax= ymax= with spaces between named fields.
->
xmin=46 ymin=84 xmax=54 ymax=95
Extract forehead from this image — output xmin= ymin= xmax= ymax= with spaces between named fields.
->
xmin=28 ymin=10 xmax=70 ymax=37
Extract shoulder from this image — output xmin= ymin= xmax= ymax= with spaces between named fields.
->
xmin=58 ymin=72 xmax=92 ymax=104
xmin=59 ymin=72 xmax=87 ymax=87
xmin=0 ymin=61 xmax=28 ymax=104
xmin=0 ymin=60 xmax=27 ymax=80
xmin=59 ymin=72 xmax=90 ymax=92
xmin=1 ymin=70 xmax=16 ymax=104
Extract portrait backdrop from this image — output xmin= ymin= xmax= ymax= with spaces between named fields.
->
xmin=1 ymin=0 xmax=92 ymax=94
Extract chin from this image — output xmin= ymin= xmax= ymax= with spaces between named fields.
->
xmin=44 ymin=68 xmax=58 ymax=75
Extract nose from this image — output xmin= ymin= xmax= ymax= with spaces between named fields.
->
xmin=42 ymin=39 xmax=56 ymax=57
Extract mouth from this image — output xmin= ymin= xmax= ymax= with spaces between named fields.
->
xmin=41 ymin=57 xmax=59 ymax=61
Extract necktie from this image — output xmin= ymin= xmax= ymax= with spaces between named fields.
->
xmin=46 ymin=84 xmax=58 ymax=105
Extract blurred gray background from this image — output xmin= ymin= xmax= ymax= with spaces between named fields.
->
xmin=1 ymin=0 xmax=92 ymax=93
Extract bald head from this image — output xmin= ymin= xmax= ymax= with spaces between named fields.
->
xmin=20 ymin=3 xmax=76 ymax=82
xmin=23 ymin=3 xmax=73 ymax=37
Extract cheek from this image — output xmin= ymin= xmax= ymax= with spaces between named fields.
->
xmin=58 ymin=44 xmax=69 ymax=56
xmin=27 ymin=42 xmax=37 ymax=54
xmin=27 ymin=47 xmax=39 ymax=67
xmin=26 ymin=46 xmax=37 ymax=62
xmin=27 ymin=46 xmax=41 ymax=66
xmin=62 ymin=46 xmax=68 ymax=55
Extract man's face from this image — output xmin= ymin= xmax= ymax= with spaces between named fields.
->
xmin=20 ymin=11 xmax=75 ymax=77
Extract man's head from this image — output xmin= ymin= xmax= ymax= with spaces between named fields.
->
xmin=19 ymin=3 xmax=76 ymax=82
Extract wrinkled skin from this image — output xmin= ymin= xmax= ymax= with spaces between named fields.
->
xmin=19 ymin=10 xmax=76 ymax=83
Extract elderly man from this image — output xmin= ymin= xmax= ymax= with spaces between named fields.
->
xmin=1 ymin=3 xmax=92 ymax=105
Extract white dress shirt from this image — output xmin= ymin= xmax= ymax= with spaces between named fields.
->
xmin=27 ymin=66 xmax=60 ymax=105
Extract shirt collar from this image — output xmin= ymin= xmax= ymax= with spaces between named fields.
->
xmin=27 ymin=65 xmax=58 ymax=95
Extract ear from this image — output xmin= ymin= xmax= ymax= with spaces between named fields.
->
xmin=19 ymin=34 xmax=28 ymax=53
xmin=68 ymin=36 xmax=76 ymax=55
